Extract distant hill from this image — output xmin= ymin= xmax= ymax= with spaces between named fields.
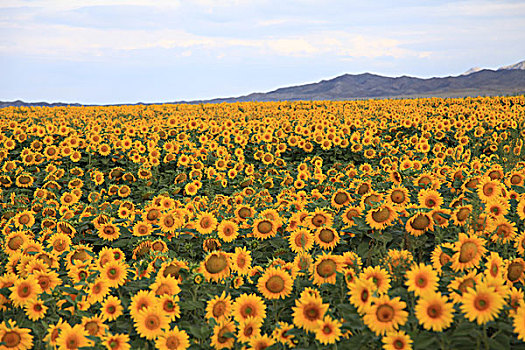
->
xmin=189 ymin=69 xmax=525 ymax=103
xmin=2 ymin=60 xmax=525 ymax=107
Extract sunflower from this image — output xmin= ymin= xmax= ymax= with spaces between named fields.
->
xmin=232 ymin=293 xmax=266 ymax=325
xmin=508 ymin=287 xmax=524 ymax=316
xmin=348 ymin=278 xmax=376 ymax=314
xmin=47 ymin=233 xmax=72 ymax=255
xmin=210 ymin=320 xmax=236 ymax=349
xmin=235 ymin=205 xmax=255 ymax=221
xmin=386 ymin=186 xmax=410 ymax=208
xmin=159 ymin=212 xmax=181 ymax=234
xmin=418 ymin=189 xmax=443 ymax=209
xmin=236 ymin=317 xmax=261 ymax=343
xmin=315 ymin=316 xmax=342 ymax=345
xmin=308 ymin=208 xmax=334 ymax=229
xmin=257 ymin=267 xmax=293 ymax=300
xmin=506 ymin=258 xmax=525 ymax=284
xmin=405 ymin=263 xmax=438 ymax=297
xmin=129 ymin=290 xmax=157 ymax=319
xmin=360 ymin=266 xmax=391 ymax=295
xmin=0 ymin=320 xmax=33 ymax=350
xmin=231 ymin=247 xmax=252 ymax=276
xmin=131 ymin=221 xmax=152 ymax=239
xmin=451 ymin=233 xmax=486 ymax=271
xmin=448 ymin=270 xmax=482 ymax=304
xmin=452 ymin=205 xmax=472 ymax=226
xmin=515 ymin=233 xmax=525 ymax=255
xmin=415 ymin=292 xmax=454 ymax=331
xmin=488 ymin=217 xmax=517 ymax=244
xmin=513 ymin=304 xmax=525 ymax=341
xmin=101 ymin=295 xmax=123 ymax=321
xmin=86 ymin=278 xmax=110 ymax=304
xmin=3 ymin=231 xmax=29 ymax=254
xmin=155 ymin=327 xmax=190 ymax=350
xmin=13 ymin=211 xmax=35 ymax=229
xmin=292 ymin=294 xmax=329 ymax=332
xmin=195 ymin=211 xmax=218 ymax=234
xmin=341 ymin=206 xmax=362 ymax=228
xmin=460 ymin=282 xmax=504 ymax=325
xmin=517 ymin=198 xmax=525 ymax=221
xmin=382 ymin=330 xmax=413 ymax=350
xmin=101 ymin=261 xmax=128 ymax=288
xmin=272 ymin=322 xmax=295 ymax=348
xmin=485 ymin=252 xmax=504 ymax=279
xmin=314 ymin=227 xmax=340 ymax=250
xmin=133 ymin=306 xmax=170 ymax=340
xmin=364 ymin=295 xmax=408 ymax=335
xmin=252 ymin=218 xmax=278 ymax=240
xmin=217 ymin=220 xmax=239 ymax=242
xmin=366 ymin=204 xmax=398 ymax=230
xmin=293 ymin=252 xmax=313 ymax=275
xmin=98 ymin=222 xmax=121 ymax=241
xmin=287 ymin=228 xmax=314 ymax=253
xmin=150 ymin=275 xmax=181 ymax=296
xmin=9 ymin=275 xmax=42 ymax=307
xmin=312 ymin=253 xmax=343 ymax=286
xmin=405 ymin=211 xmax=434 ymax=236
xmin=24 ymin=298 xmax=47 ymax=321
xmin=430 ymin=243 xmax=453 ymax=273
xmin=43 ymin=318 xmax=66 ymax=347
xmin=56 ymin=323 xmax=91 ymax=350
xmin=199 ymin=251 xmax=231 ymax=282
xmin=331 ymin=189 xmax=351 ymax=209
xmin=477 ymin=177 xmax=502 ymax=203
xmin=103 ymin=333 xmax=131 ymax=350
xmin=206 ymin=292 xmax=232 ymax=323
xmin=82 ymin=315 xmax=107 ymax=338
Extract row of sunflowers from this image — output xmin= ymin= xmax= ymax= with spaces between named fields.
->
xmin=0 ymin=95 xmax=525 ymax=349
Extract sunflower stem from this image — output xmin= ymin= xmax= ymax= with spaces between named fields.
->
xmin=482 ymin=323 xmax=489 ymax=350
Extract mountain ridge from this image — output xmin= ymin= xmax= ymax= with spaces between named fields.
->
xmin=2 ymin=64 xmax=525 ymax=108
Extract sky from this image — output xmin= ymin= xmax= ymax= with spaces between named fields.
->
xmin=1 ymin=0 xmax=524 ymax=104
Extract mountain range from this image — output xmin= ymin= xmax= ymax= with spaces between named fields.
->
xmin=2 ymin=60 xmax=524 ymax=108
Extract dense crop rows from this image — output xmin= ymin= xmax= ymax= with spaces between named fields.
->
xmin=1 ymin=96 xmax=525 ymax=349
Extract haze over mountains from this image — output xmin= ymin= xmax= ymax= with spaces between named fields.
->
xmin=2 ymin=60 xmax=524 ymax=108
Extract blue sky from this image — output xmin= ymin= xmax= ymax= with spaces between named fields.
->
xmin=1 ymin=0 xmax=524 ymax=104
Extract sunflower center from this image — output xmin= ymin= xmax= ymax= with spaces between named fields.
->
xmin=200 ymin=217 xmax=212 ymax=229
xmin=457 ymin=208 xmax=471 ymax=221
xmin=393 ymin=339 xmax=405 ymax=349
xmin=265 ymin=275 xmax=285 ymax=293
xmin=432 ymin=212 xmax=446 ymax=225
xmin=147 ymin=209 xmax=160 ymax=221
xmin=166 ymin=335 xmax=180 ymax=349
xmin=152 ymin=242 xmax=164 ymax=251
xmin=163 ymin=265 xmax=181 ymax=278
xmin=109 ymin=340 xmax=118 ymax=349
xmin=439 ymin=252 xmax=450 ymax=266
xmin=346 ymin=209 xmax=359 ymax=221
xmin=145 ymin=315 xmax=160 ymax=330
xmin=376 ymin=304 xmax=395 ymax=322
xmin=218 ymin=327 xmax=230 ymax=344
xmin=474 ymin=296 xmax=490 ymax=311
xmin=205 ymin=254 xmax=228 ymax=274
xmin=19 ymin=285 xmax=31 ymax=297
xmin=242 ymin=306 xmax=253 ymax=317
xmin=156 ymin=283 xmax=172 ymax=295
xmin=319 ymin=229 xmax=335 ymax=243
xmin=508 ymin=262 xmax=524 ymax=282
xmin=357 ymin=183 xmax=370 ymax=195
xmin=459 ymin=242 xmax=478 ymax=263
xmin=323 ymin=325 xmax=332 ymax=334
xmin=305 ymin=305 xmax=320 ymax=320
xmin=316 ymin=260 xmax=337 ymax=278
xmin=295 ymin=233 xmax=308 ymax=247
xmin=238 ymin=208 xmax=251 ymax=219
xmin=390 ymin=190 xmax=405 ymax=203
xmin=2 ymin=331 xmax=21 ymax=347
xmin=511 ymin=174 xmax=522 ymax=185
xmin=427 ymin=304 xmax=442 ymax=318
xmin=312 ymin=214 xmax=327 ymax=227
xmin=371 ymin=207 xmax=390 ymax=223
xmin=85 ymin=321 xmax=99 ymax=336
xmin=334 ymin=192 xmax=349 ymax=205
xmin=483 ymin=184 xmax=494 ymax=196
xmin=164 ymin=216 xmax=175 ymax=227
xmin=361 ymin=290 xmax=369 ymax=302
xmin=364 ymin=194 xmax=381 ymax=206
xmin=416 ymin=275 xmax=427 ymax=288
xmin=425 ymin=198 xmax=436 ymax=207
xmin=244 ymin=325 xmax=254 ymax=336
xmin=257 ymin=221 xmax=273 ymax=234
xmin=108 ymin=305 xmax=116 ymax=313
xmin=213 ymin=301 xmax=226 ymax=318
xmin=458 ymin=278 xmax=475 ymax=294
xmin=411 ymin=214 xmax=430 ymax=230
xmin=8 ymin=236 xmax=24 ymax=250
xmin=19 ymin=214 xmax=30 ymax=224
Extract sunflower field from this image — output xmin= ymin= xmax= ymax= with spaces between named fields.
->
xmin=1 ymin=95 xmax=525 ymax=350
